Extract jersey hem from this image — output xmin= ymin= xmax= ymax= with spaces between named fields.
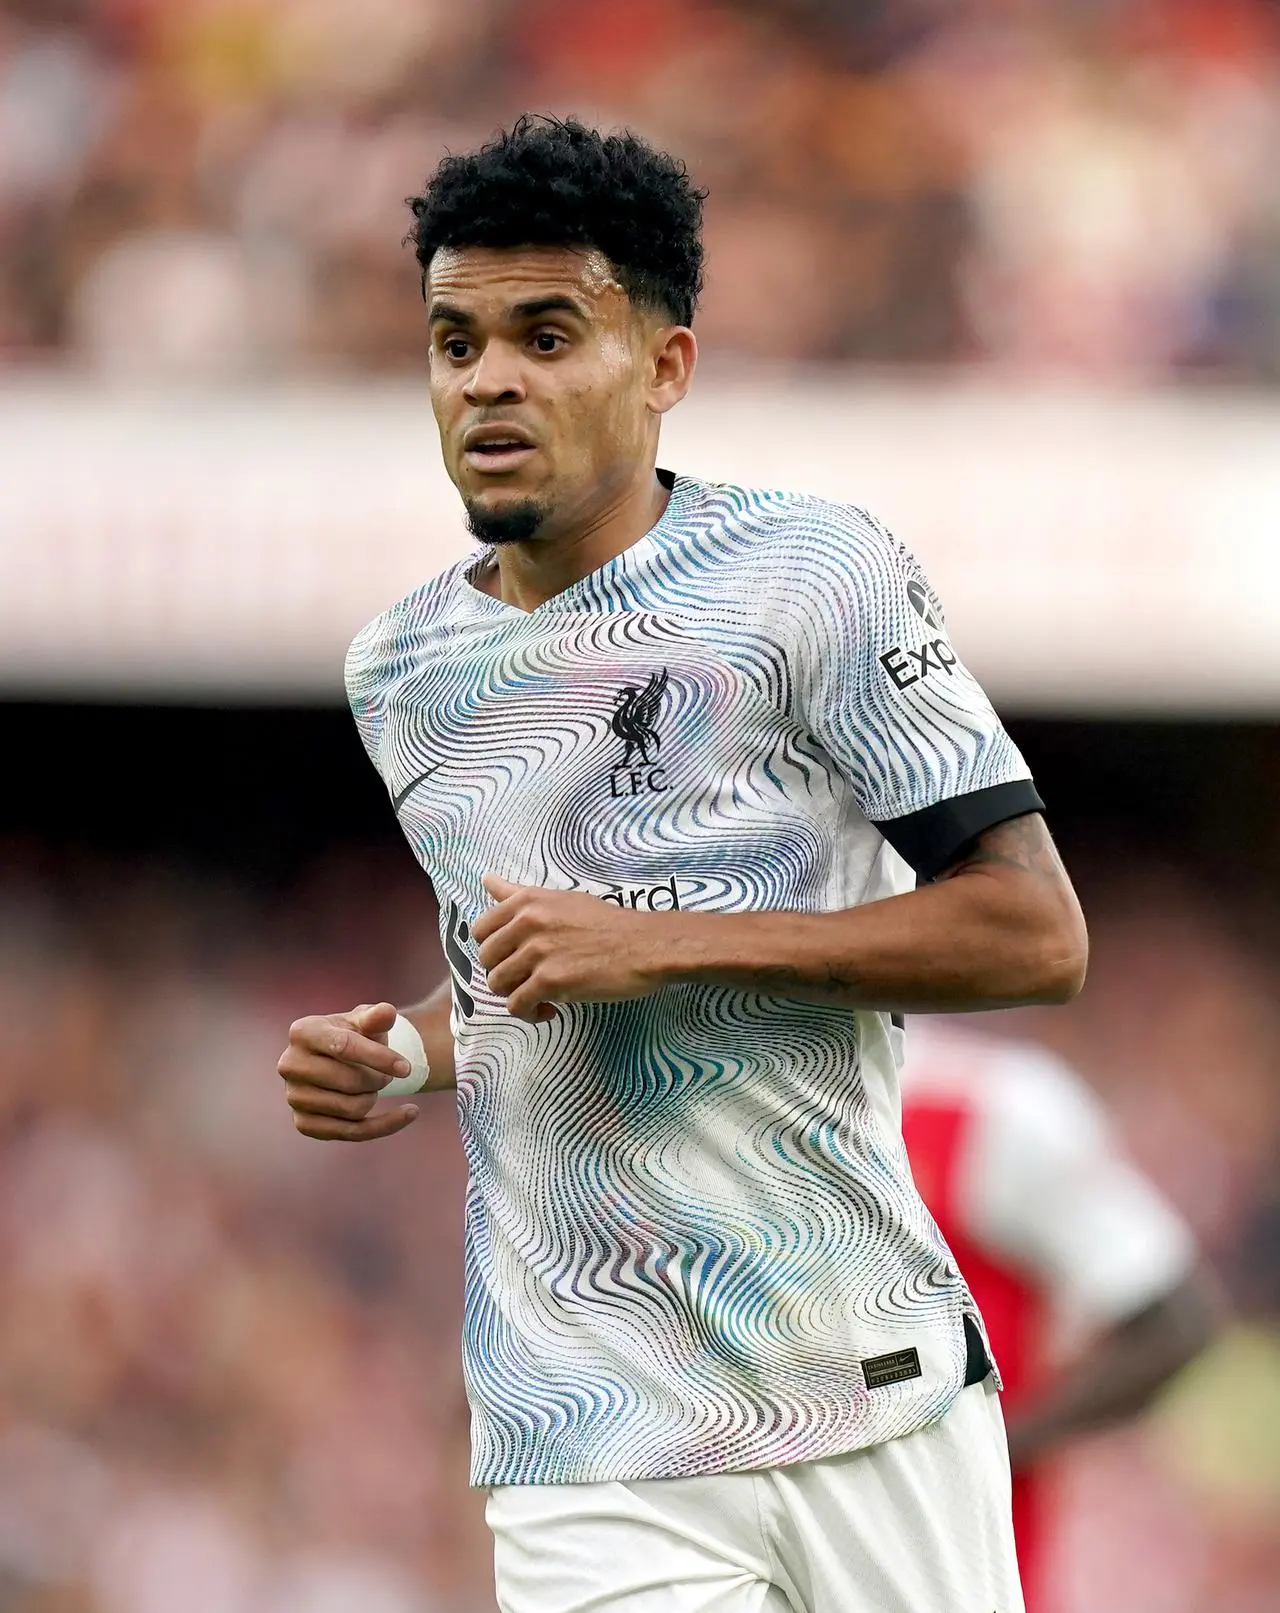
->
xmin=470 ymin=1377 xmax=969 ymax=1488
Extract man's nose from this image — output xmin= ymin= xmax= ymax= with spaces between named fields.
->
xmin=463 ymin=343 xmax=526 ymax=406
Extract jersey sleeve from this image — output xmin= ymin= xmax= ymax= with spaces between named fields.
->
xmin=787 ymin=504 xmax=1041 ymax=878
xmin=963 ymin=1049 xmax=1200 ymax=1328
xmin=344 ymin=612 xmax=390 ymax=773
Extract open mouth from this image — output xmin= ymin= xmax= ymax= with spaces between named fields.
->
xmin=469 ymin=439 xmax=529 ymax=456
xmin=463 ymin=435 xmax=536 ymax=472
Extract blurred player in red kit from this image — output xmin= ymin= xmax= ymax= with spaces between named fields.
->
xmin=900 ymin=1021 xmax=1218 ymax=1611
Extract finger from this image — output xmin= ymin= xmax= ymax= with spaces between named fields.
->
xmin=485 ymin=947 xmax=538 ymax=1000
xmin=470 ymin=898 xmax=517 ymax=946
xmin=350 ymin=1001 xmax=398 ymax=1036
xmin=277 ymin=1048 xmax=397 ymax=1094
xmin=287 ymin=1018 xmax=411 ymax=1079
xmin=505 ymin=997 xmax=557 ymax=1024
xmin=292 ymin=1105 xmax=420 ymax=1143
xmin=482 ymin=872 xmax=522 ymax=901
xmin=504 ymin=977 xmax=560 ymax=1024
xmin=476 ymin=922 xmax=524 ymax=974
xmin=284 ymin=1082 xmax=379 ymax=1121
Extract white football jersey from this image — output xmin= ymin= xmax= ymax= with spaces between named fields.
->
xmin=347 ymin=473 xmax=1042 ymax=1485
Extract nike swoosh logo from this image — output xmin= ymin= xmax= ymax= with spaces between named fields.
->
xmin=392 ymin=763 xmax=442 ymax=811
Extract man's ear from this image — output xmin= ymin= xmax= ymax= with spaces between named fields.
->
xmin=649 ymin=326 xmax=697 ymax=416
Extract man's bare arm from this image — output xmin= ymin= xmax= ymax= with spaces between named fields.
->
xmin=279 ymin=979 xmax=456 ymax=1142
xmin=1005 ymin=1271 xmax=1220 ymax=1469
xmin=668 ymin=811 xmax=1088 ymax=1012
xmin=475 ymin=812 xmax=1088 ymax=1022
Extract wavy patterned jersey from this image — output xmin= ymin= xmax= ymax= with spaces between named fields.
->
xmin=346 ymin=474 xmax=1040 ymax=1487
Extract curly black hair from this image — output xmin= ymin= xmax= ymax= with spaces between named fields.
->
xmin=406 ymin=115 xmax=706 ymax=328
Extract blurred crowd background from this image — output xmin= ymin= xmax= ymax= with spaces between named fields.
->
xmin=1 ymin=2 xmax=1279 ymax=1612
xmin=0 ymin=715 xmax=1277 ymax=1613
xmin=1 ymin=0 xmax=1279 ymax=379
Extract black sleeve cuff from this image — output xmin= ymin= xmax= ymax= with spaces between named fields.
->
xmin=872 ymin=779 xmax=1046 ymax=882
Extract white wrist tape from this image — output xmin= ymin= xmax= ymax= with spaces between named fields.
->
xmin=378 ymin=1013 xmax=430 ymax=1096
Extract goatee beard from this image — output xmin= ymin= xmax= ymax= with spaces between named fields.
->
xmin=465 ymin=499 xmax=546 ymax=546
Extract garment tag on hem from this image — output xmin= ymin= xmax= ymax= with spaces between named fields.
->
xmin=861 ymin=1347 xmax=922 ymax=1389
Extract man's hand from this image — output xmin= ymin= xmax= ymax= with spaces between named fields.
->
xmin=278 ymin=1001 xmax=421 ymax=1141
xmin=472 ymin=874 xmax=669 ymax=1023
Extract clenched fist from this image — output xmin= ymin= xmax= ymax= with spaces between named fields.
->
xmin=278 ymin=1001 xmax=420 ymax=1142
xmin=474 ymin=873 xmax=678 ymax=1023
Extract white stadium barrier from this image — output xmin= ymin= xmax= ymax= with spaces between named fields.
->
xmin=1 ymin=374 xmax=1277 ymax=712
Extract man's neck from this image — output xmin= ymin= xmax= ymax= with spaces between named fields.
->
xmin=477 ymin=469 xmax=672 ymax=613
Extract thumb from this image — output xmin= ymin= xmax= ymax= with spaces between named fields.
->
xmin=482 ymin=872 xmax=521 ymax=902
xmin=350 ymin=1001 xmax=398 ymax=1036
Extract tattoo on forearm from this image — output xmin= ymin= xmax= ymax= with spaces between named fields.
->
xmin=937 ymin=812 xmax=1066 ymax=884
xmin=749 ymin=962 xmax=852 ymax=998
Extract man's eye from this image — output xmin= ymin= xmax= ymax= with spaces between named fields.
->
xmin=444 ymin=338 xmax=470 ymax=360
xmin=532 ymin=331 xmax=563 ymax=353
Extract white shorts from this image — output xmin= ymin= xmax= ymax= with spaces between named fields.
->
xmin=487 ymin=1380 xmax=1024 ymax=1613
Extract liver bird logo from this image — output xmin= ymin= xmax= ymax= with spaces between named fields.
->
xmin=610 ymin=669 xmax=669 ymax=767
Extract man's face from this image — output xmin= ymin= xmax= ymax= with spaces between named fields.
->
xmin=426 ymin=245 xmax=663 ymax=544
